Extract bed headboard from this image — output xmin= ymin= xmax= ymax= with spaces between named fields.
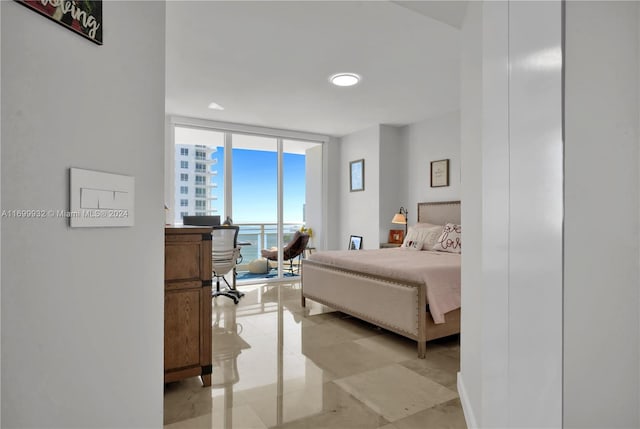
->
xmin=417 ymin=201 xmax=460 ymax=225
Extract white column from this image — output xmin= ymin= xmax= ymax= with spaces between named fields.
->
xmin=463 ymin=1 xmax=564 ymax=427
xmin=508 ymin=1 xmax=563 ymax=426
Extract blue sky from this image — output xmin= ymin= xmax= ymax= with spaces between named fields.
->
xmin=212 ymin=148 xmax=306 ymax=224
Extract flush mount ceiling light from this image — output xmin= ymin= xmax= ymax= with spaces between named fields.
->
xmin=329 ymin=73 xmax=361 ymax=87
xmin=207 ymin=102 xmax=224 ymax=110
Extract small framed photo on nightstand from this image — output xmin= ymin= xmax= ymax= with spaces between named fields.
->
xmin=388 ymin=229 xmax=404 ymax=244
xmin=348 ymin=235 xmax=363 ymax=250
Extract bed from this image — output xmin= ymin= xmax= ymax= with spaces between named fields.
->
xmin=301 ymin=201 xmax=461 ymax=358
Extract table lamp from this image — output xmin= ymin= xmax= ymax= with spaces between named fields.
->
xmin=391 ymin=207 xmax=408 ymax=236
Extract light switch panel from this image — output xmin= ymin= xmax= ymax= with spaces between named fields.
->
xmin=70 ymin=168 xmax=135 ymax=227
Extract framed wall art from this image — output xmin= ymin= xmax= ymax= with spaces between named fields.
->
xmin=430 ymin=159 xmax=450 ymax=188
xmin=16 ymin=0 xmax=103 ymax=45
xmin=349 ymin=159 xmax=365 ymax=192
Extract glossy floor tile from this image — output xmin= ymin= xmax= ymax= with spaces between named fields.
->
xmin=164 ymin=282 xmax=466 ymax=429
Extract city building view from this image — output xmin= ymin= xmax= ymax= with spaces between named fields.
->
xmin=173 ymin=143 xmax=220 ymax=223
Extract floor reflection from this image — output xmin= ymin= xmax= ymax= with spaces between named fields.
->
xmin=164 ymin=282 xmax=465 ymax=429
xmin=211 ymin=297 xmax=251 ymax=429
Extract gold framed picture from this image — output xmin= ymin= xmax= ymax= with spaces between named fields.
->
xmin=388 ymin=229 xmax=404 ymax=244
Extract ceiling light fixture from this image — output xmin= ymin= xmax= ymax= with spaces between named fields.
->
xmin=329 ymin=73 xmax=361 ymax=87
xmin=207 ymin=102 xmax=224 ymax=110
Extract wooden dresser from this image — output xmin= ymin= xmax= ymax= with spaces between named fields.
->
xmin=164 ymin=226 xmax=212 ymax=386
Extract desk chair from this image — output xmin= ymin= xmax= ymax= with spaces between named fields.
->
xmin=211 ymin=225 xmax=245 ymax=304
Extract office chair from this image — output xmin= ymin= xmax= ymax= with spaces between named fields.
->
xmin=211 ymin=225 xmax=245 ymax=304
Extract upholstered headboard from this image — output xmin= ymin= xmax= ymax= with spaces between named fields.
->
xmin=417 ymin=201 xmax=461 ymax=225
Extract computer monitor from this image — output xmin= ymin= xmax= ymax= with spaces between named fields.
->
xmin=182 ymin=215 xmax=221 ymax=226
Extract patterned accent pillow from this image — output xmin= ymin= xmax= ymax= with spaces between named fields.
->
xmin=402 ymin=225 xmax=443 ymax=250
xmin=402 ymin=239 xmax=424 ymax=251
xmin=401 ymin=226 xmax=418 ymax=247
xmin=432 ymin=223 xmax=462 ymax=253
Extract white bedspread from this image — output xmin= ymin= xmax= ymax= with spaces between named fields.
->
xmin=307 ymin=248 xmax=460 ymax=323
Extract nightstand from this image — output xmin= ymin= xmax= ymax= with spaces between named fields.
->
xmin=380 ymin=243 xmax=402 ymax=248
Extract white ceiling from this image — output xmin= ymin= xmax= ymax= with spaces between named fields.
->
xmin=166 ymin=1 xmax=466 ymax=137
xmin=391 ymin=1 xmax=469 ymax=29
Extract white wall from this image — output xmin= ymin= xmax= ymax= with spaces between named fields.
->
xmin=401 ymin=110 xmax=461 ymax=219
xmin=1 ymin=2 xmax=165 ymax=427
xmin=479 ymin=2 xmax=510 ymax=426
xmin=379 ymin=125 xmax=405 ymax=240
xmin=337 ymin=124 xmax=406 ymax=249
xmin=324 ymin=137 xmax=341 ymax=250
xmin=458 ymin=2 xmax=483 ymax=427
xmin=460 ymin=1 xmax=563 ymax=427
xmin=306 ymin=145 xmax=323 ymax=248
xmin=0 ymin=1 xmax=3 ymax=425
xmin=564 ymin=2 xmax=640 ymax=427
xmin=338 ymin=125 xmax=381 ymax=249
xmin=333 ymin=107 xmax=461 ymax=254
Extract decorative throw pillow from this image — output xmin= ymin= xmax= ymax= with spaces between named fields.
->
xmin=432 ymin=223 xmax=462 ymax=253
xmin=420 ymin=226 xmax=444 ymax=250
xmin=402 ymin=239 xmax=424 ymax=251
xmin=402 ymin=225 xmax=444 ymax=250
xmin=401 ymin=226 xmax=419 ymax=247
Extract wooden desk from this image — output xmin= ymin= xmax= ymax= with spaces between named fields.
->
xmin=164 ymin=226 xmax=213 ymax=386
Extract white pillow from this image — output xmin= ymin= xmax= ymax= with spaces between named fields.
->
xmin=431 ymin=223 xmax=462 ymax=253
xmin=401 ymin=226 xmax=420 ymax=248
xmin=248 ymin=258 xmax=269 ymax=274
xmin=402 ymin=225 xmax=443 ymax=250
xmin=421 ymin=226 xmax=444 ymax=250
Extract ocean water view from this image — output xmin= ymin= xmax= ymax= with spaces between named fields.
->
xmin=236 ymin=223 xmax=304 ymax=263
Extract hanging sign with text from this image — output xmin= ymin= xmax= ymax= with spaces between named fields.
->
xmin=16 ymin=0 xmax=103 ymax=45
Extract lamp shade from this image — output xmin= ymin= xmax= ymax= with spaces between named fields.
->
xmin=391 ymin=213 xmax=407 ymax=224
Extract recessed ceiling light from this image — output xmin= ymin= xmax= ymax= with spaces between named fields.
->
xmin=329 ymin=73 xmax=361 ymax=87
xmin=208 ymin=102 xmax=224 ymax=110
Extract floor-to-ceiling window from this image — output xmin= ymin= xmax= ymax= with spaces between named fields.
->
xmin=231 ymin=134 xmax=280 ymax=277
xmin=169 ymin=118 xmax=327 ymax=282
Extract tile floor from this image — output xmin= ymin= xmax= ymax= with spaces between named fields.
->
xmin=164 ymin=282 xmax=466 ymax=429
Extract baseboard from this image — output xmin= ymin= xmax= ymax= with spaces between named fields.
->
xmin=457 ymin=371 xmax=478 ymax=429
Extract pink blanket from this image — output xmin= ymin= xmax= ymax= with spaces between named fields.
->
xmin=308 ymin=248 xmax=460 ymax=323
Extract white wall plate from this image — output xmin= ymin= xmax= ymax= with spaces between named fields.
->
xmin=70 ymin=168 xmax=135 ymax=227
